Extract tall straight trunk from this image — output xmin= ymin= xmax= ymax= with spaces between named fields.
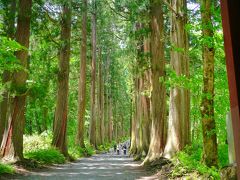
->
xmin=130 ymin=77 xmax=138 ymax=155
xmin=141 ymin=37 xmax=151 ymax=154
xmin=42 ymin=107 xmax=48 ymax=131
xmin=164 ymin=0 xmax=190 ymax=158
xmin=100 ymin=52 xmax=105 ymax=144
xmin=0 ymin=0 xmax=32 ymax=161
xmin=131 ymin=22 xmax=145 ymax=159
xmin=76 ymin=0 xmax=87 ymax=148
xmin=35 ymin=111 xmax=42 ymax=134
xmin=89 ymin=0 xmax=97 ymax=147
xmin=200 ymin=0 xmax=218 ymax=167
xmin=108 ymin=97 xmax=113 ymax=142
xmin=52 ymin=2 xmax=71 ymax=157
xmin=135 ymin=77 xmax=143 ymax=159
xmin=144 ymin=0 xmax=166 ymax=165
xmin=104 ymin=53 xmax=110 ymax=142
xmin=95 ymin=52 xmax=100 ymax=146
xmin=0 ymin=0 xmax=17 ymax=148
xmin=104 ymin=87 xmax=109 ymax=142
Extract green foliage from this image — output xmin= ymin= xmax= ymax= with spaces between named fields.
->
xmin=25 ymin=148 xmax=65 ymax=165
xmin=218 ymin=144 xmax=229 ymax=168
xmin=171 ymin=144 xmax=220 ymax=179
xmin=23 ymin=132 xmax=52 ymax=153
xmin=69 ymin=141 xmax=95 ymax=159
xmin=0 ymin=36 xmax=25 ymax=75
xmin=23 ymin=132 xmax=66 ymax=165
xmin=0 ymin=163 xmax=14 ymax=175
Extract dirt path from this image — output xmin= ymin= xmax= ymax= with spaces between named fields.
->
xmin=3 ymin=153 xmax=159 ymax=180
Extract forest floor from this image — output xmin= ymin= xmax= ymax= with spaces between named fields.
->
xmin=1 ymin=153 xmax=162 ymax=180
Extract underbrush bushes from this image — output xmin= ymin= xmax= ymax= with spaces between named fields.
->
xmin=24 ymin=132 xmax=65 ymax=165
xmin=25 ymin=148 xmax=65 ymax=165
xmin=23 ymin=131 xmax=52 ymax=153
xmin=170 ymin=143 xmax=229 ymax=179
xmin=101 ymin=141 xmax=117 ymax=151
xmin=0 ymin=163 xmax=14 ymax=175
xmin=69 ymin=141 xmax=95 ymax=159
xmin=24 ymin=131 xmax=97 ymax=161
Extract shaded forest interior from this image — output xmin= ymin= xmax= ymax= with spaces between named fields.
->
xmin=0 ymin=0 xmax=236 ymax=179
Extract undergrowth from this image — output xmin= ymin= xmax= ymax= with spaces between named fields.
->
xmin=23 ymin=131 xmax=52 ymax=153
xmin=25 ymin=148 xmax=65 ymax=165
xmin=69 ymin=141 xmax=95 ymax=158
xmin=0 ymin=163 xmax=14 ymax=175
xmin=170 ymin=143 xmax=229 ymax=179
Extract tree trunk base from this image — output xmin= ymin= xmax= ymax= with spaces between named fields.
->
xmin=142 ymin=156 xmax=170 ymax=168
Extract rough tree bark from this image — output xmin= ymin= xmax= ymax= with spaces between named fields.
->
xmin=52 ymin=2 xmax=71 ymax=157
xmin=141 ymin=37 xmax=151 ymax=155
xmin=164 ymin=0 xmax=190 ymax=158
xmin=200 ymin=0 xmax=218 ymax=167
xmin=108 ymin=97 xmax=113 ymax=142
xmin=100 ymin=50 xmax=105 ymax=144
xmin=89 ymin=0 xmax=97 ymax=147
xmin=130 ymin=77 xmax=138 ymax=155
xmin=76 ymin=0 xmax=87 ymax=148
xmin=143 ymin=0 xmax=167 ymax=165
xmin=130 ymin=22 xmax=145 ymax=159
xmin=0 ymin=0 xmax=16 ymax=149
xmin=0 ymin=0 xmax=32 ymax=161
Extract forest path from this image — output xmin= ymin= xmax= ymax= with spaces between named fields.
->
xmin=4 ymin=153 xmax=159 ymax=180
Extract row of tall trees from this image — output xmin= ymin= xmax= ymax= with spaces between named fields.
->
xmin=0 ymin=0 xmax=131 ymax=161
xmin=0 ymin=0 xmax=230 ymax=170
xmin=129 ymin=0 xmax=218 ymax=167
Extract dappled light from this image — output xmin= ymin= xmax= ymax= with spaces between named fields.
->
xmin=8 ymin=154 xmax=157 ymax=179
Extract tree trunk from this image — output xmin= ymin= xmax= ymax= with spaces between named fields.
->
xmin=76 ymin=0 xmax=87 ymax=148
xmin=108 ymin=97 xmax=113 ymax=142
xmin=89 ymin=0 xmax=97 ymax=147
xmin=141 ymin=37 xmax=151 ymax=155
xmin=0 ymin=0 xmax=32 ymax=161
xmin=42 ymin=107 xmax=48 ymax=131
xmin=100 ymin=52 xmax=105 ymax=144
xmin=52 ymin=2 xmax=71 ymax=157
xmin=143 ymin=0 xmax=167 ymax=165
xmin=0 ymin=0 xmax=16 ymax=148
xmin=200 ymin=0 xmax=218 ymax=167
xmin=130 ymin=77 xmax=138 ymax=155
xmin=164 ymin=0 xmax=190 ymax=158
xmin=35 ymin=109 xmax=42 ymax=134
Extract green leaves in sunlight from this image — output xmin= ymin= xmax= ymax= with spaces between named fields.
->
xmin=0 ymin=36 xmax=25 ymax=74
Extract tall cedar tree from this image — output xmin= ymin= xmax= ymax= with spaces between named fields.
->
xmin=0 ymin=0 xmax=16 ymax=148
xmin=89 ymin=0 xmax=97 ymax=147
xmin=164 ymin=0 xmax=190 ymax=158
xmin=52 ymin=2 xmax=72 ymax=157
xmin=76 ymin=0 xmax=87 ymax=148
xmin=143 ymin=0 xmax=167 ymax=165
xmin=0 ymin=0 xmax=32 ymax=161
xmin=200 ymin=0 xmax=218 ymax=167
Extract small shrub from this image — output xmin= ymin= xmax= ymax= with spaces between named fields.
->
xmin=25 ymin=148 xmax=65 ymax=165
xmin=85 ymin=144 xmax=95 ymax=156
xmin=0 ymin=163 xmax=14 ymax=175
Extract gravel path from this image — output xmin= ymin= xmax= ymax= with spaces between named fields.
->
xmin=3 ymin=153 xmax=159 ymax=180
